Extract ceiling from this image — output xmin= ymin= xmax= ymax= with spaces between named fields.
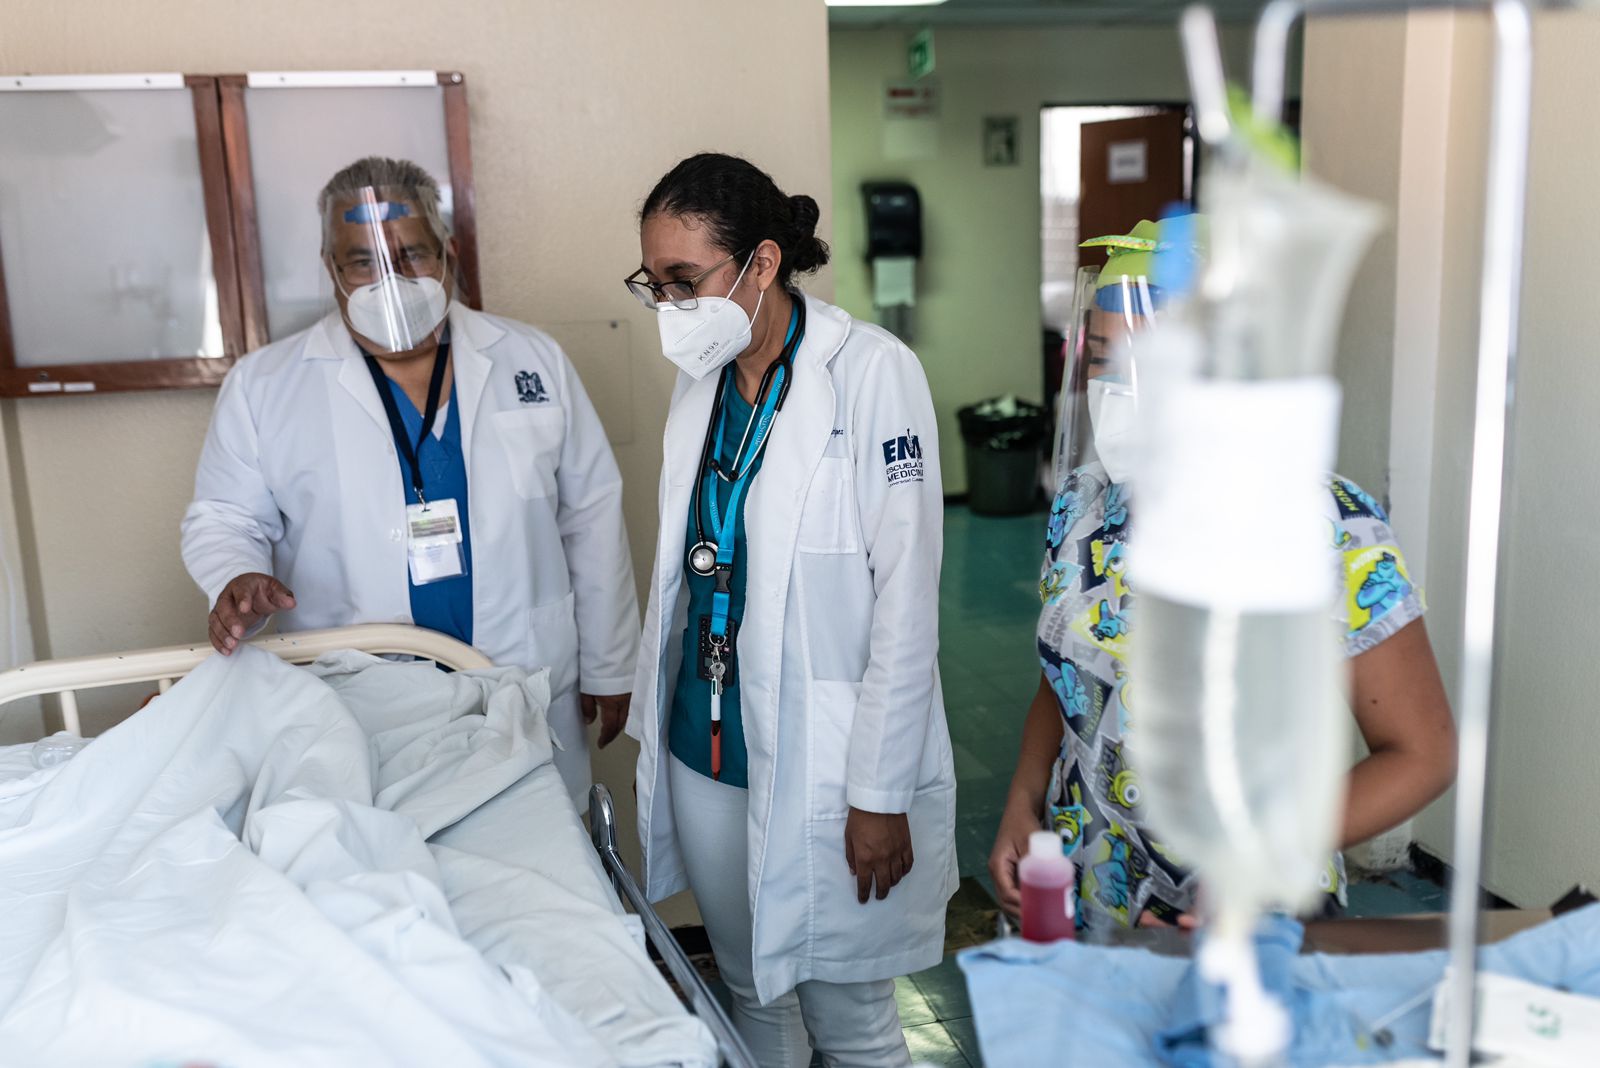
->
xmin=826 ymin=0 xmax=1271 ymax=29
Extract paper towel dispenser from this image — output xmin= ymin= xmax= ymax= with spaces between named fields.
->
xmin=862 ymin=182 xmax=922 ymax=259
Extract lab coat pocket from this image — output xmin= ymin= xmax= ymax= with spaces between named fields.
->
xmin=493 ymin=408 xmax=565 ymax=500
xmin=528 ymin=591 xmax=579 ymax=698
xmin=798 ymin=457 xmax=859 ymax=555
xmin=809 ymin=678 xmax=859 ymax=819
xmin=807 ymin=783 xmax=954 ymax=970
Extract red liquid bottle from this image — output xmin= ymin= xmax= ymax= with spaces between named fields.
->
xmin=1019 ymin=831 xmax=1076 ymax=942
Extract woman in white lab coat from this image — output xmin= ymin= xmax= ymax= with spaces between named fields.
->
xmin=625 ymin=154 xmax=956 ymax=1067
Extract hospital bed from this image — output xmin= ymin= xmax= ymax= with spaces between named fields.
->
xmin=0 ymin=624 xmax=756 ymax=1068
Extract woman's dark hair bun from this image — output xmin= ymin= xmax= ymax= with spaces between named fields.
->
xmin=789 ymin=194 xmax=821 ymax=235
xmin=786 ymin=194 xmax=829 ymax=274
xmin=642 ymin=153 xmax=830 ymax=287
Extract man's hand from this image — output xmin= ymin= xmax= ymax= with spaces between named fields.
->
xmin=580 ymin=692 xmax=632 ymax=748
xmin=209 ymin=573 xmax=295 ymax=655
xmin=844 ymin=808 xmax=914 ymax=904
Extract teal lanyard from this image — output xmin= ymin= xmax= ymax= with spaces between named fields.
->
xmin=702 ymin=306 xmax=802 ymax=640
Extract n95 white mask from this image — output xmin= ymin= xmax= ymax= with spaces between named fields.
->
xmin=656 ymin=255 xmax=764 ymax=380
xmin=345 ymin=274 xmax=450 ymax=353
xmin=1087 ymin=378 xmax=1139 ymax=484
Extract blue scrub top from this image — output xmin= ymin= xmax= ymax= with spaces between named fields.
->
xmin=669 ymin=376 xmax=763 ymax=788
xmin=385 ymin=377 xmax=474 ymax=646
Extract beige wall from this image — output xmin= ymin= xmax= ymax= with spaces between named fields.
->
xmin=827 ymin=23 xmax=1260 ymax=494
xmin=1304 ymin=9 xmax=1600 ymax=907
xmin=1302 ymin=17 xmax=1407 ymax=500
xmin=0 ymin=0 xmax=832 ymax=911
xmin=1465 ymin=11 xmax=1600 ymax=907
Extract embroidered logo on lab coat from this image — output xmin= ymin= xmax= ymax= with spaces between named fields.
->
xmin=515 ymin=370 xmax=549 ymax=404
xmin=881 ymin=429 xmax=924 ymax=485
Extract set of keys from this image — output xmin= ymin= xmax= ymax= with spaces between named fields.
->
xmin=707 ymin=632 xmax=729 ymax=780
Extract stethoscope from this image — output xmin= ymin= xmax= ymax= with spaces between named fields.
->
xmin=686 ymin=297 xmax=806 ymax=577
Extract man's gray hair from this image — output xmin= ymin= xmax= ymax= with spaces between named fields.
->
xmin=318 ymin=156 xmax=450 ymax=251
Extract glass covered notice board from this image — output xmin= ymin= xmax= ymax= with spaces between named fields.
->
xmin=0 ymin=71 xmax=478 ymax=398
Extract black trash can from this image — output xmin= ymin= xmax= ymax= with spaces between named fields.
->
xmin=956 ymin=396 xmax=1046 ymax=516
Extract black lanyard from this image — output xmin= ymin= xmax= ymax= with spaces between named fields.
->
xmin=364 ymin=338 xmax=451 ymax=506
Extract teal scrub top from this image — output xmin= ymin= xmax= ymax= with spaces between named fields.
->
xmin=668 ymin=375 xmax=764 ymax=788
xmin=384 ymin=377 xmax=474 ymax=646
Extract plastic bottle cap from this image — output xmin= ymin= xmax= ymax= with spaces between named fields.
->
xmin=1028 ymin=831 xmax=1062 ymax=859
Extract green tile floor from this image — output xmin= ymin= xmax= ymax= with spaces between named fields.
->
xmin=937 ymin=502 xmax=1046 ymax=898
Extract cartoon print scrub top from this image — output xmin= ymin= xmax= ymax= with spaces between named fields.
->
xmin=1036 ymin=465 xmax=1426 ymax=932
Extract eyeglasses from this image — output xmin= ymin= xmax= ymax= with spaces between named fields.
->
xmin=333 ymin=247 xmax=444 ymax=288
xmin=624 ymin=253 xmax=741 ymax=311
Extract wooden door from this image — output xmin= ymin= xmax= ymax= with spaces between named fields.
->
xmin=1078 ymin=111 xmax=1189 ymax=243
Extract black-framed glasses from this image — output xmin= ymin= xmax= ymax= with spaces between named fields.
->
xmin=624 ymin=252 xmax=742 ymax=311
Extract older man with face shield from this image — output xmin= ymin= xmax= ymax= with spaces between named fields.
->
xmin=181 ymin=157 xmax=637 ymax=806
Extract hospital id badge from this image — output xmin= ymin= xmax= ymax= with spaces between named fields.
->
xmin=405 ymin=499 xmax=466 ymax=585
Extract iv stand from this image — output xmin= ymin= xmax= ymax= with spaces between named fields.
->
xmin=1183 ymin=2 xmax=1535 ymax=1064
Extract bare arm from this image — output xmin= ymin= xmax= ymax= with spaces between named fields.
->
xmin=1341 ymin=618 xmax=1457 ymax=847
xmin=1007 ymin=673 xmax=1065 ymax=816
xmin=988 ymin=673 xmax=1066 ymax=912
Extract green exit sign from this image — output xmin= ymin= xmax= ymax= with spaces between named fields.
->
xmin=908 ymin=28 xmax=935 ymax=80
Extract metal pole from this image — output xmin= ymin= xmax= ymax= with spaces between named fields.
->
xmin=1244 ymin=1 xmax=1534 ymax=1061
xmin=1181 ymin=5 xmax=1233 ymax=147
xmin=1442 ymin=4 xmax=1532 ymax=1063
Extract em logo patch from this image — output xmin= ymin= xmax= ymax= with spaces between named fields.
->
xmin=881 ymin=429 xmax=924 ymax=485
xmin=515 ymin=370 xmax=549 ymax=404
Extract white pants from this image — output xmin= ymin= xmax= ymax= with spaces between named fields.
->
xmin=669 ymin=756 xmax=911 ymax=1068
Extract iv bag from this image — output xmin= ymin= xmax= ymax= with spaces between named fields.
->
xmin=1127 ymin=161 xmax=1381 ymax=1064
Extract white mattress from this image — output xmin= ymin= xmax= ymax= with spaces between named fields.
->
xmin=433 ymin=762 xmax=716 ymax=1067
xmin=0 ymin=650 xmax=715 ymax=1068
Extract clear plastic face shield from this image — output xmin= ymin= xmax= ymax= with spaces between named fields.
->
xmin=324 ymin=186 xmax=452 ymax=355
xmin=1051 ymin=258 xmax=1161 ymax=492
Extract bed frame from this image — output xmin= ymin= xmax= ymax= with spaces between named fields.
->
xmin=590 ymin=785 xmax=757 ymax=1068
xmin=0 ymin=624 xmax=757 ymax=1068
xmin=0 ymin=624 xmax=495 ymax=736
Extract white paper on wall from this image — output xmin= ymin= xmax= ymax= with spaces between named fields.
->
xmin=872 ymin=257 xmax=917 ymax=308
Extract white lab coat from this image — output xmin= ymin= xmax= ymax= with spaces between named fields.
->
xmin=628 ymin=294 xmax=957 ymax=1003
xmin=182 ymin=304 xmax=638 ymax=801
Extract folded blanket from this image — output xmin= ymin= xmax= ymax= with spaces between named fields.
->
xmin=0 ymin=645 xmax=610 ymax=1068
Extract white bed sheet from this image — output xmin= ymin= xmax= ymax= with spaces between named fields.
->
xmin=0 ymin=649 xmax=714 ymax=1068
xmin=434 ymin=765 xmax=716 ymax=1068
xmin=304 ymin=651 xmax=716 ymax=1067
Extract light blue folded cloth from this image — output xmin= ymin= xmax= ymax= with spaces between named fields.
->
xmin=957 ymin=904 xmax=1600 ymax=1068
xmin=1153 ymin=915 xmax=1371 ymax=1067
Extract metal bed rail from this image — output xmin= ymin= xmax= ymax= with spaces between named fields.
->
xmin=589 ymin=784 xmax=758 ymax=1068
xmin=0 ymin=624 xmax=492 ymax=735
